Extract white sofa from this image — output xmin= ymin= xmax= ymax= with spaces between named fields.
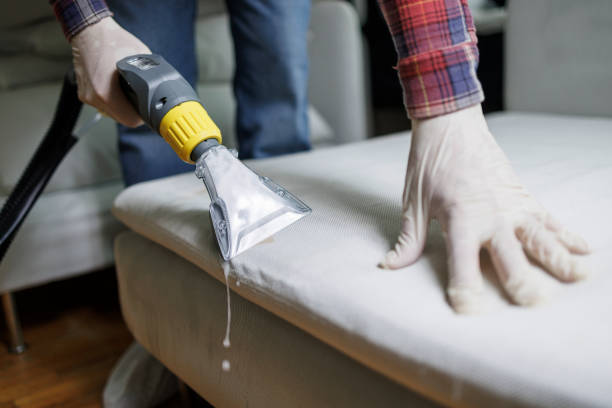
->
xmin=0 ymin=0 xmax=370 ymax=353
xmin=111 ymin=1 xmax=612 ymax=406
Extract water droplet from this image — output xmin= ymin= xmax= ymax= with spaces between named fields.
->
xmin=222 ymin=360 xmax=230 ymax=371
xmin=221 ymin=263 xmax=232 ymax=350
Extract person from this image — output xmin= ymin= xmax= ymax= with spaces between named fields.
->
xmin=52 ymin=1 xmax=312 ymax=405
xmin=53 ymin=0 xmax=590 ymax=312
xmin=52 ymin=0 xmax=311 ymax=186
xmin=51 ymin=0 xmax=590 ymax=405
xmin=375 ymin=0 xmax=588 ymax=312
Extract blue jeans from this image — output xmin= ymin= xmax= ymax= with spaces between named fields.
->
xmin=108 ymin=0 xmax=311 ymax=186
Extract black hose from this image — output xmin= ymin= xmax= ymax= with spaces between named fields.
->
xmin=0 ymin=69 xmax=83 ymax=263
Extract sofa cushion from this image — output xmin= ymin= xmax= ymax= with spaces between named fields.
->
xmin=309 ymin=2 xmax=369 ymax=142
xmin=195 ymin=14 xmax=234 ymax=84
xmin=0 ymin=14 xmax=70 ymax=92
xmin=0 ymin=83 xmax=122 ymax=195
xmin=115 ymin=230 xmax=438 ymax=408
xmin=0 ymin=55 xmax=69 ymax=91
xmin=0 ymin=19 xmax=71 ymax=59
xmin=0 ymin=4 xmax=54 ymax=30
xmin=505 ymin=0 xmax=612 ymax=117
xmin=0 ymin=181 xmax=124 ymax=293
xmin=197 ymin=0 xmax=227 ymax=18
xmin=112 ymin=112 xmax=612 ymax=407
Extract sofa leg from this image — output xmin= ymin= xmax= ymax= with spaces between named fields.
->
xmin=2 ymin=292 xmax=27 ymax=354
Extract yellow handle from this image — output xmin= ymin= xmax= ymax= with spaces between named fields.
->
xmin=159 ymin=101 xmax=222 ymax=163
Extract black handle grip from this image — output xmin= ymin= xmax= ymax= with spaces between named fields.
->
xmin=0 ymin=69 xmax=83 ymax=263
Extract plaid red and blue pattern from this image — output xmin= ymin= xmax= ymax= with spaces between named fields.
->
xmin=378 ymin=0 xmax=484 ymax=119
xmin=51 ymin=0 xmax=112 ymax=41
xmin=50 ymin=0 xmax=480 ymax=118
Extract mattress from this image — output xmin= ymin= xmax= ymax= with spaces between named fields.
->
xmin=113 ymin=112 xmax=612 ymax=407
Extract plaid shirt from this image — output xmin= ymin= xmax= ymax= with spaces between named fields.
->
xmin=377 ymin=0 xmax=484 ymax=118
xmin=51 ymin=0 xmax=482 ymax=119
xmin=51 ymin=0 xmax=112 ymax=41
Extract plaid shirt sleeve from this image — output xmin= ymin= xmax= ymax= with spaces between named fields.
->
xmin=51 ymin=0 xmax=113 ymax=41
xmin=377 ymin=0 xmax=484 ymax=119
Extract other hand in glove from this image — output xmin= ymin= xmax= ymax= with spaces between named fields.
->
xmin=380 ymin=105 xmax=590 ymax=313
xmin=71 ymin=17 xmax=151 ymax=127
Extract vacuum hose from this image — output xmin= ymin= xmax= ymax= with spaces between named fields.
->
xmin=0 ymin=70 xmax=82 ymax=264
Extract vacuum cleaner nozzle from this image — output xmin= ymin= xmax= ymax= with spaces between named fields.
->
xmin=117 ymin=54 xmax=311 ymax=260
xmin=195 ymin=145 xmax=311 ymax=260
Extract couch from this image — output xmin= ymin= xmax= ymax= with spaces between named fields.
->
xmin=0 ymin=0 xmax=370 ymax=353
xmin=111 ymin=0 xmax=612 ymax=406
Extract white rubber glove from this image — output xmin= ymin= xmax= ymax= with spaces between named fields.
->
xmin=380 ymin=105 xmax=590 ymax=313
xmin=71 ymin=17 xmax=151 ymax=127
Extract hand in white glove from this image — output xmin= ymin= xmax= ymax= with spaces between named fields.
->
xmin=379 ymin=105 xmax=590 ymax=313
xmin=71 ymin=17 xmax=151 ymax=127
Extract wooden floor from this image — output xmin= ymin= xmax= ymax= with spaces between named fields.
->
xmin=0 ymin=269 xmax=135 ymax=408
xmin=0 ymin=270 xmax=213 ymax=408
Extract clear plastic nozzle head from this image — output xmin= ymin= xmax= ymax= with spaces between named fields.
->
xmin=195 ymin=145 xmax=311 ymax=260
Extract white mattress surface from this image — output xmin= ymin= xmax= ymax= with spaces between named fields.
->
xmin=113 ymin=112 xmax=612 ymax=407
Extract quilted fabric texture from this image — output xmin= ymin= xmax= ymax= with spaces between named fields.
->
xmin=113 ymin=112 xmax=612 ymax=407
